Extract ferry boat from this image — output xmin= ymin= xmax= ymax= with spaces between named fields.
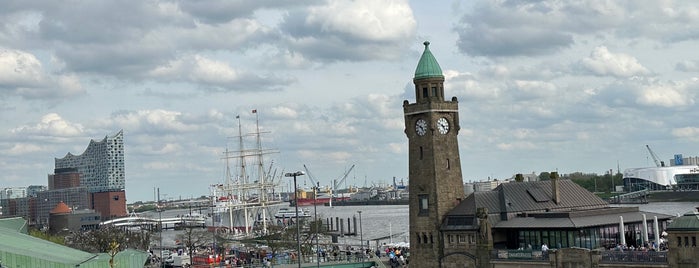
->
xmin=274 ymin=207 xmax=311 ymax=219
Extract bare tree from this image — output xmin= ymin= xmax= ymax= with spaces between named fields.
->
xmin=176 ymin=225 xmax=211 ymax=265
xmin=65 ymin=226 xmax=152 ymax=253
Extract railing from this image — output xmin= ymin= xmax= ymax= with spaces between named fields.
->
xmin=600 ymin=250 xmax=667 ymax=264
xmin=491 ymin=250 xmax=549 ymax=261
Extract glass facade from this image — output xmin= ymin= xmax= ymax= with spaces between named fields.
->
xmin=509 ymin=221 xmax=669 ymax=250
xmin=54 ymin=130 xmax=125 ymax=193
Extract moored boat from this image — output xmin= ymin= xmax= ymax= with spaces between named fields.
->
xmin=274 ymin=207 xmax=311 ymax=219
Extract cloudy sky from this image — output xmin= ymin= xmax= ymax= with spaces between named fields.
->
xmin=2 ymin=0 xmax=698 ymax=202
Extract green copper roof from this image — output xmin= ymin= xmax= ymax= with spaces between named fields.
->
xmin=414 ymin=41 xmax=444 ymax=80
xmin=667 ymin=210 xmax=699 ymax=231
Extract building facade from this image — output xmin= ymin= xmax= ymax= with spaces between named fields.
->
xmin=55 ymin=130 xmax=125 ymax=193
xmin=403 ymin=41 xmax=467 ymax=268
xmin=53 ymin=130 xmax=127 ymax=220
xmin=49 ymin=168 xmax=81 ymax=190
xmin=0 ymin=187 xmax=27 ymax=199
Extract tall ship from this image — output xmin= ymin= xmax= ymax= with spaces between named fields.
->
xmin=208 ymin=111 xmax=287 ymax=236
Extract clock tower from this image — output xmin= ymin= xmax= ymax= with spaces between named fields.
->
xmin=403 ymin=41 xmax=465 ymax=267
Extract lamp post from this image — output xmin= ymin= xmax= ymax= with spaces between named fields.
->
xmin=285 ymin=171 xmax=305 ymax=268
xmin=357 ymin=210 xmax=363 ymax=258
xmin=314 ymin=183 xmax=320 ymax=268
xmin=158 ymin=206 xmax=163 ymax=268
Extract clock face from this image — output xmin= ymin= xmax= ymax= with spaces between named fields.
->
xmin=437 ymin=117 xmax=449 ymax=134
xmin=415 ymin=119 xmax=427 ymax=136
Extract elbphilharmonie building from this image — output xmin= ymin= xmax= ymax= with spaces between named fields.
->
xmin=55 ymin=130 xmax=125 ymax=193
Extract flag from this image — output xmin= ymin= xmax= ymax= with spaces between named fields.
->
xmin=252 ymin=109 xmax=257 ymax=113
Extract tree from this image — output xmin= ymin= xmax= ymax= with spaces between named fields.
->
xmin=238 ymin=216 xmax=329 ymax=265
xmin=176 ymin=225 xmax=211 ymax=265
xmin=64 ymin=226 xmax=152 ymax=253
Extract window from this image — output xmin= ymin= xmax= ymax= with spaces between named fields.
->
xmin=693 ymin=236 xmax=697 ymax=247
xmin=419 ymin=147 xmax=423 ymax=160
xmin=419 ymin=194 xmax=429 ymax=216
xmin=422 ymin=88 xmax=428 ymax=98
xmin=458 ymin=235 xmax=466 ymax=243
xmin=448 ymin=235 xmax=454 ymax=243
xmin=417 ymin=233 xmax=421 ymax=243
xmin=432 ymin=87 xmax=437 ymax=97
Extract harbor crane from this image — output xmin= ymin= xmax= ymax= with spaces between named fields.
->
xmin=333 ymin=164 xmax=355 ymax=192
xmin=302 ymin=164 xmax=320 ymax=188
xmin=645 ymin=144 xmax=665 ymax=167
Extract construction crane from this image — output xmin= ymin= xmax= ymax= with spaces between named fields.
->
xmin=333 ymin=164 xmax=355 ymax=192
xmin=302 ymin=164 xmax=320 ymax=188
xmin=645 ymin=144 xmax=665 ymax=167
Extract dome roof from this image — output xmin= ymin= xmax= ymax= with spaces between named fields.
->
xmin=50 ymin=201 xmax=72 ymax=214
xmin=414 ymin=41 xmax=444 ymax=80
xmin=667 ymin=208 xmax=699 ymax=231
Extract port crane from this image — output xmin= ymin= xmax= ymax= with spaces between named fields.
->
xmin=645 ymin=144 xmax=665 ymax=167
xmin=333 ymin=164 xmax=355 ymax=193
xmin=302 ymin=164 xmax=320 ymax=188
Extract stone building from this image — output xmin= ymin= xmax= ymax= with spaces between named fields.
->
xmin=48 ymin=201 xmax=101 ymax=234
xmin=404 ymin=41 xmax=467 ymax=268
xmin=666 ymin=207 xmax=699 ymax=267
xmin=403 ymin=42 xmax=675 ymax=268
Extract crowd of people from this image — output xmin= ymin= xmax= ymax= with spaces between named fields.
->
xmin=377 ymin=246 xmax=409 ymax=268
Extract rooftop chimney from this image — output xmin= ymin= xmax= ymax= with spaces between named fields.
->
xmin=550 ymin=171 xmax=560 ymax=204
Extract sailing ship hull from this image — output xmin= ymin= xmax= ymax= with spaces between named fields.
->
xmin=290 ymin=196 xmax=351 ymax=206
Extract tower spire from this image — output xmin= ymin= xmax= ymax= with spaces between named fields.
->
xmin=414 ymin=41 xmax=444 ymax=80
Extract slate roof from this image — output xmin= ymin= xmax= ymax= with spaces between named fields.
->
xmin=495 ymin=207 xmax=673 ymax=229
xmin=447 ymin=179 xmax=608 ymax=217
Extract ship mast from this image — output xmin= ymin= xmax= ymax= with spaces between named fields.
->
xmin=254 ymin=111 xmax=270 ymax=232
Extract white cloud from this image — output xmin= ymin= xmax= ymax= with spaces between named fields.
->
xmin=306 ymin=0 xmax=415 ymax=42
xmin=281 ymin=0 xmax=416 ymax=61
xmin=0 ymin=48 xmax=84 ymax=99
xmin=148 ymin=55 xmax=292 ymax=91
xmin=672 ymin=127 xmax=699 ymax=141
xmin=633 ymin=79 xmax=696 ymax=108
xmin=105 ymin=109 xmax=199 ymax=134
xmin=11 ymin=113 xmax=84 ymax=137
xmin=580 ymin=46 xmax=650 ymax=78
xmin=6 ymin=143 xmax=43 ymax=155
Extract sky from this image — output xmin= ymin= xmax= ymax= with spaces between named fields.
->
xmin=2 ymin=0 xmax=699 ymax=202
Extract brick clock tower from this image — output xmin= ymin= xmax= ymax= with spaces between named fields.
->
xmin=404 ymin=41 xmax=465 ymax=268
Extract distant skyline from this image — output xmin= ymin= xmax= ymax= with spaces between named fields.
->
xmin=2 ymin=1 xmax=699 ymax=202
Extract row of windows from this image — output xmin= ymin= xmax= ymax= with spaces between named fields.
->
xmin=416 ymin=232 xmax=434 ymax=244
xmin=421 ymin=86 xmax=443 ymax=99
xmin=447 ymin=234 xmax=475 ymax=244
xmin=676 ymin=236 xmax=697 ymax=247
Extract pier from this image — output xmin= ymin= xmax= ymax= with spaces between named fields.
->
xmin=100 ymin=214 xmax=207 ymax=230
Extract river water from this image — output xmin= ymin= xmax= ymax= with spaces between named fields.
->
xmin=147 ymin=202 xmax=698 ymax=249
